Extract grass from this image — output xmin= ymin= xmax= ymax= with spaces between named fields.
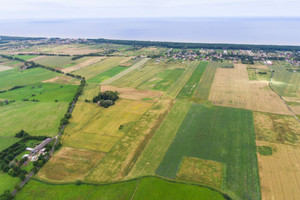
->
xmin=257 ymin=146 xmax=273 ymax=156
xmin=247 ymin=68 xmax=271 ymax=81
xmin=156 ymin=104 xmax=261 ymax=200
xmin=87 ymin=66 xmax=128 ymax=84
xmin=0 ymin=68 xmax=57 ymax=91
xmin=38 ymin=147 xmax=105 ymax=182
xmin=63 ymin=99 xmax=153 ymax=152
xmin=0 ymin=137 xmax=20 ymax=151
xmin=34 ymin=56 xmax=73 ymax=67
xmin=13 ymin=55 xmax=38 ymax=61
xmin=15 ymin=179 xmax=138 ymax=200
xmin=133 ymin=177 xmax=226 ymax=200
xmin=0 ymin=83 xmax=77 ymax=102
xmin=176 ymin=157 xmax=223 ymax=188
xmin=0 ymin=173 xmax=19 ymax=194
xmin=0 ymin=102 xmax=69 ymax=137
xmin=177 ymin=61 xmax=208 ymax=99
xmin=15 ymin=177 xmax=226 ymax=200
xmin=193 ymin=62 xmax=218 ymax=101
xmin=128 ymin=101 xmax=191 ymax=178
xmin=139 ymin=68 xmax=185 ymax=91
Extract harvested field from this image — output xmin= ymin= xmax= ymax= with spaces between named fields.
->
xmin=101 ymin=85 xmax=162 ymax=101
xmin=0 ymin=65 xmax=13 ymax=72
xmin=42 ymin=75 xmax=80 ymax=85
xmin=193 ymin=62 xmax=218 ymax=101
xmin=73 ymin=57 xmax=125 ymax=80
xmin=177 ymin=61 xmax=208 ymax=99
xmin=156 ymin=104 xmax=260 ymax=200
xmin=209 ymin=64 xmax=291 ymax=115
xmin=256 ymin=140 xmax=300 ymax=200
xmin=127 ymin=101 xmax=191 ymax=178
xmin=176 ymin=157 xmax=223 ymax=188
xmin=63 ymin=99 xmax=153 ymax=152
xmin=118 ymin=56 xmax=134 ymax=64
xmin=86 ymin=97 xmax=174 ymax=182
xmin=61 ymin=57 xmax=105 ymax=73
xmin=103 ymin=58 xmax=150 ymax=85
xmin=38 ymin=147 xmax=105 ymax=182
xmin=253 ymin=112 xmax=300 ymax=145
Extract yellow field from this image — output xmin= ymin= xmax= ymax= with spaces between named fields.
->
xmin=62 ymin=57 xmax=105 ymax=73
xmin=37 ymin=147 xmax=105 ymax=183
xmin=86 ymin=97 xmax=174 ymax=183
xmin=209 ymin=64 xmax=291 ymax=115
xmin=42 ymin=74 xmax=80 ymax=85
xmin=62 ymin=99 xmax=153 ymax=152
xmin=253 ymin=112 xmax=300 ymax=146
xmin=176 ymin=157 xmax=223 ymax=188
xmin=73 ymin=57 xmax=125 ymax=79
xmin=78 ymin=84 xmax=101 ymax=101
xmin=256 ymin=140 xmax=300 ymax=200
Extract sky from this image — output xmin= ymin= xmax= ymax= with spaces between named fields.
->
xmin=0 ymin=0 xmax=299 ymax=19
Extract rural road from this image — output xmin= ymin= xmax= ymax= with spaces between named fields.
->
xmin=11 ymin=171 xmax=34 ymax=196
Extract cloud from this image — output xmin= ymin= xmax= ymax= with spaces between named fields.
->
xmin=0 ymin=0 xmax=299 ymax=19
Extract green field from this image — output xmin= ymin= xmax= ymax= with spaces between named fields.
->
xmin=0 ymin=68 xmax=57 ymax=91
xmin=15 ymin=177 xmax=226 ymax=200
xmin=0 ymin=83 xmax=77 ymax=102
xmin=87 ymin=66 xmax=128 ymax=84
xmin=0 ymin=173 xmax=19 ymax=194
xmin=0 ymin=102 xmax=69 ymax=137
xmin=13 ymin=55 xmax=38 ymax=61
xmin=139 ymin=68 xmax=185 ymax=91
xmin=0 ymin=137 xmax=20 ymax=151
xmin=269 ymin=65 xmax=300 ymax=97
xmin=34 ymin=56 xmax=73 ymax=67
xmin=177 ymin=62 xmax=208 ymax=99
xmin=156 ymin=104 xmax=260 ymax=200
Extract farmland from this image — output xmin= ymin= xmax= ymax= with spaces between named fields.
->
xmin=156 ymin=104 xmax=260 ymax=200
xmin=0 ymin=173 xmax=19 ymax=194
xmin=87 ymin=66 xmax=127 ymax=84
xmin=0 ymin=137 xmax=20 ymax=151
xmin=34 ymin=56 xmax=74 ymax=67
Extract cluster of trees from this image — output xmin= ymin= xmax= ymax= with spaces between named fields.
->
xmin=0 ymin=86 xmax=24 ymax=94
xmin=92 ymin=91 xmax=119 ymax=108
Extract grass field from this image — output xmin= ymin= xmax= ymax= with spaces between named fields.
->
xmin=0 ymin=173 xmax=19 ymax=194
xmin=0 ymin=68 xmax=57 ymax=91
xmin=0 ymin=102 xmax=69 ymax=137
xmin=15 ymin=177 xmax=226 ymax=200
xmin=0 ymin=137 xmax=20 ymax=151
xmin=0 ymin=83 xmax=77 ymax=102
xmin=156 ymin=104 xmax=260 ymax=200
xmin=253 ymin=112 xmax=300 ymax=145
xmin=63 ymin=99 xmax=153 ymax=152
xmin=128 ymin=101 xmax=191 ymax=178
xmin=62 ymin=57 xmax=105 ymax=73
xmin=73 ymin=57 xmax=125 ymax=80
xmin=0 ymin=65 xmax=13 ymax=72
xmin=87 ymin=66 xmax=128 ymax=84
xmin=193 ymin=62 xmax=218 ymax=101
xmin=13 ymin=55 xmax=39 ymax=61
xmin=34 ymin=56 xmax=73 ymax=67
xmin=38 ymin=147 xmax=105 ymax=183
xmin=177 ymin=61 xmax=208 ymax=99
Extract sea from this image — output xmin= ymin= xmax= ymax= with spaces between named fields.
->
xmin=0 ymin=18 xmax=300 ymax=46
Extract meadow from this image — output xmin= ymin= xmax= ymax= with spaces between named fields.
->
xmin=0 ymin=68 xmax=57 ymax=91
xmin=15 ymin=177 xmax=226 ymax=200
xmin=177 ymin=61 xmax=208 ymax=99
xmin=13 ymin=55 xmax=39 ymax=61
xmin=156 ymin=104 xmax=260 ymax=200
xmin=0 ymin=137 xmax=20 ymax=151
xmin=0 ymin=173 xmax=19 ymax=194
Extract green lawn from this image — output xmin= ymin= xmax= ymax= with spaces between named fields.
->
xmin=87 ymin=66 xmax=128 ymax=84
xmin=0 ymin=83 xmax=77 ymax=102
xmin=177 ymin=62 xmax=208 ymax=99
xmin=13 ymin=55 xmax=38 ymax=61
xmin=0 ymin=173 xmax=19 ymax=194
xmin=0 ymin=68 xmax=57 ymax=91
xmin=139 ymin=68 xmax=185 ymax=91
xmin=0 ymin=137 xmax=20 ymax=151
xmin=0 ymin=102 xmax=69 ymax=137
xmin=15 ymin=177 xmax=226 ymax=200
xmin=156 ymin=104 xmax=260 ymax=200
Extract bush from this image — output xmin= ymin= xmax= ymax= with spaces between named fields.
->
xmin=75 ymin=180 xmax=82 ymax=185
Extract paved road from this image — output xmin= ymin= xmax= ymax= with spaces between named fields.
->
xmin=11 ymin=171 xmax=34 ymax=196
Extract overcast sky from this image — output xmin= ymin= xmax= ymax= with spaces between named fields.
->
xmin=1 ymin=0 xmax=299 ymax=19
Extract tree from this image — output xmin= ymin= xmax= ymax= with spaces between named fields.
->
xmin=75 ymin=180 xmax=82 ymax=185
